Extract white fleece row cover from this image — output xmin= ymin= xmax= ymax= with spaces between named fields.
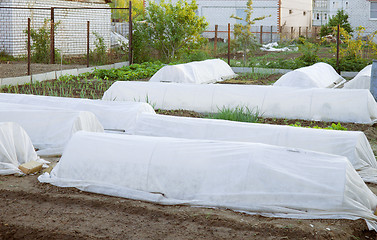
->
xmin=273 ymin=62 xmax=345 ymax=88
xmin=0 ymin=122 xmax=40 ymax=175
xmin=102 ymin=81 xmax=377 ymax=124
xmin=343 ymin=65 xmax=372 ymax=90
xmin=0 ymin=93 xmax=155 ymax=132
xmin=0 ymin=102 xmax=104 ymax=156
xmin=149 ymin=59 xmax=237 ymax=84
xmin=129 ymin=113 xmax=377 ymax=183
xmin=39 ymin=132 xmax=377 ymax=231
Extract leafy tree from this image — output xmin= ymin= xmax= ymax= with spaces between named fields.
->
xmin=109 ymin=0 xmax=144 ymax=21
xmin=320 ymin=10 xmax=353 ymax=37
xmin=136 ymin=0 xmax=208 ymax=62
xmin=230 ymin=0 xmax=269 ymax=66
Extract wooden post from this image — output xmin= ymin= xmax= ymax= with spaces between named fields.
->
xmin=306 ymin=27 xmax=308 ymax=38
xmin=50 ymin=7 xmax=55 ymax=64
xmin=290 ymin=26 xmax=294 ymax=40
xmin=87 ymin=21 xmax=90 ymax=67
xmin=128 ymin=1 xmax=133 ymax=65
xmin=336 ymin=24 xmax=340 ymax=74
xmin=270 ymin=25 xmax=273 ymax=42
xmin=228 ymin=23 xmax=230 ymax=65
xmin=214 ymin=24 xmax=218 ymax=53
xmin=314 ymin=27 xmax=317 ymax=41
xmin=27 ymin=18 xmax=31 ymax=76
xmin=299 ymin=27 xmax=301 ymax=37
xmin=260 ymin=25 xmax=263 ymax=44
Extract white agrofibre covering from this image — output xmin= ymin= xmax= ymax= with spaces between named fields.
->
xmin=129 ymin=113 xmax=377 ymax=183
xmin=149 ymin=59 xmax=237 ymax=84
xmin=102 ymin=81 xmax=377 ymax=124
xmin=273 ymin=62 xmax=345 ymax=88
xmin=343 ymin=65 xmax=372 ymax=90
xmin=0 ymin=102 xmax=104 ymax=156
xmin=39 ymin=132 xmax=377 ymax=230
xmin=0 ymin=93 xmax=155 ymax=131
xmin=0 ymin=122 xmax=41 ymax=175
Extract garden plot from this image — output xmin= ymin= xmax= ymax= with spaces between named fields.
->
xmin=39 ymin=131 xmax=377 ymax=231
xmin=0 ymin=93 xmax=155 ymax=132
xmin=0 ymin=102 xmax=104 ymax=156
xmin=0 ymin=122 xmax=43 ymax=175
xmin=149 ymin=59 xmax=237 ymax=84
xmin=343 ymin=64 xmax=372 ymax=89
xmin=273 ymin=62 xmax=345 ymax=88
xmin=102 ymin=81 xmax=377 ymax=124
xmin=129 ymin=113 xmax=377 ymax=183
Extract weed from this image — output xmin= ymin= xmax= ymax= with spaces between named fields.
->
xmin=206 ymin=106 xmax=261 ymax=123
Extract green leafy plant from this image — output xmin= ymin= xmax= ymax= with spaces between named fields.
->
xmin=290 ymin=122 xmax=347 ymax=131
xmin=206 ymin=106 xmax=261 ymax=123
xmin=297 ymin=40 xmax=319 ymax=65
xmin=320 ymin=10 xmax=353 ymax=37
xmin=230 ymin=0 xmax=270 ymax=66
xmin=90 ymin=32 xmax=108 ymax=65
xmin=25 ymin=19 xmax=60 ymax=63
xmin=135 ymin=0 xmax=208 ymax=62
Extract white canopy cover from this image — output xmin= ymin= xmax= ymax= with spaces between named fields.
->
xmin=102 ymin=81 xmax=377 ymax=124
xmin=273 ymin=62 xmax=345 ymax=88
xmin=343 ymin=65 xmax=372 ymax=90
xmin=149 ymin=59 xmax=237 ymax=84
xmin=0 ymin=93 xmax=155 ymax=132
xmin=0 ymin=102 xmax=104 ymax=156
xmin=0 ymin=122 xmax=40 ymax=175
xmin=39 ymin=132 xmax=377 ymax=230
xmin=129 ymin=113 xmax=377 ymax=183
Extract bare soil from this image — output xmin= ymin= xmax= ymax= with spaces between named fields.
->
xmin=0 ymin=62 xmax=86 ymax=78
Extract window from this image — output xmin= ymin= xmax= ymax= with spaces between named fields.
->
xmin=289 ymin=9 xmax=293 ymax=14
xmin=345 ymin=2 xmax=349 ymax=9
xmin=316 ymin=13 xmax=320 ymax=20
xmin=303 ymin=11 xmax=306 ymax=16
xmin=236 ymin=9 xmax=247 ymax=25
xmin=324 ymin=13 xmax=327 ymax=20
xmin=371 ymin=2 xmax=377 ymax=19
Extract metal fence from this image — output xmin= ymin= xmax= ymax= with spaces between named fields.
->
xmin=0 ymin=5 xmax=132 ymax=76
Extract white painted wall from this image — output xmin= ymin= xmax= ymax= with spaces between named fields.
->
xmin=0 ymin=0 xmax=111 ymax=57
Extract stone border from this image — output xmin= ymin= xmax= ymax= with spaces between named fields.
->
xmin=0 ymin=61 xmax=129 ymax=87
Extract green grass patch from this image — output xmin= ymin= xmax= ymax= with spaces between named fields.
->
xmin=206 ymin=106 xmax=261 ymax=123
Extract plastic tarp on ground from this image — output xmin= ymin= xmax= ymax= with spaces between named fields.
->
xmin=129 ymin=113 xmax=377 ymax=183
xmin=39 ymin=132 xmax=377 ymax=230
xmin=0 ymin=93 xmax=155 ymax=132
xmin=273 ymin=62 xmax=345 ymax=88
xmin=149 ymin=59 xmax=237 ymax=84
xmin=0 ymin=122 xmax=41 ymax=175
xmin=102 ymin=81 xmax=377 ymax=124
xmin=0 ymin=102 xmax=104 ymax=156
xmin=343 ymin=65 xmax=372 ymax=90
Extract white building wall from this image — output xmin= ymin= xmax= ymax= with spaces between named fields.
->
xmin=348 ymin=0 xmax=377 ymax=37
xmin=0 ymin=0 xmax=111 ymax=57
xmin=281 ymin=0 xmax=312 ymax=28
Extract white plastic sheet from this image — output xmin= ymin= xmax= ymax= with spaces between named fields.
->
xmin=102 ymin=81 xmax=377 ymax=124
xmin=0 ymin=122 xmax=40 ymax=175
xmin=129 ymin=113 xmax=377 ymax=183
xmin=273 ymin=62 xmax=345 ymax=88
xmin=0 ymin=102 xmax=104 ymax=156
xmin=343 ymin=65 xmax=372 ymax=90
xmin=149 ymin=59 xmax=237 ymax=84
xmin=39 ymin=132 xmax=377 ymax=230
xmin=0 ymin=93 xmax=155 ymax=131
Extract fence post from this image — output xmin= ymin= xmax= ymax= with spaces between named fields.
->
xmin=290 ymin=27 xmax=293 ymax=40
xmin=50 ymin=7 xmax=55 ymax=64
xmin=27 ymin=18 xmax=31 ymax=76
xmin=270 ymin=25 xmax=273 ymax=43
xmin=336 ymin=24 xmax=340 ymax=74
xmin=280 ymin=26 xmax=283 ymax=41
xmin=228 ymin=23 xmax=230 ymax=65
xmin=260 ymin=25 xmax=263 ymax=44
xmin=314 ymin=27 xmax=317 ymax=41
xmin=299 ymin=27 xmax=301 ymax=37
xmin=306 ymin=27 xmax=308 ymax=38
xmin=87 ymin=21 xmax=90 ymax=67
xmin=128 ymin=1 xmax=133 ymax=65
xmin=214 ymin=24 xmax=218 ymax=53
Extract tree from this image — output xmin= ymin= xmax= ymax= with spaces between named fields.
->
xmin=136 ymin=0 xmax=208 ymax=62
xmin=230 ymin=0 xmax=269 ymax=66
xmin=109 ymin=0 xmax=144 ymax=21
xmin=320 ymin=10 xmax=353 ymax=37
